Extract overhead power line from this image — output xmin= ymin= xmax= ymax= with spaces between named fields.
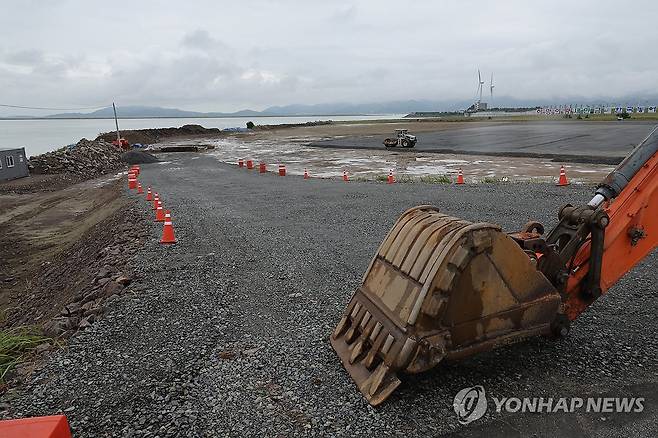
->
xmin=0 ymin=103 xmax=111 ymax=111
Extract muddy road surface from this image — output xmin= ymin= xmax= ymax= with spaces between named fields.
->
xmin=4 ymin=155 xmax=657 ymax=437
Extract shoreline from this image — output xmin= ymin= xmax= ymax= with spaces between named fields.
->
xmin=0 ymin=114 xmax=382 ymax=121
xmin=7 ymin=115 xmax=657 ymax=158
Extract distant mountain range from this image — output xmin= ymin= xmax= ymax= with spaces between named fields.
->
xmin=4 ymin=95 xmax=658 ymax=119
xmin=3 ymin=102 xmax=445 ymax=119
xmin=11 ymin=106 xmax=264 ymax=119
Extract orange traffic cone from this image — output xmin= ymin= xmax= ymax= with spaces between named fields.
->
xmin=152 ymin=194 xmax=159 ymax=210
xmin=279 ymin=164 xmax=286 ymax=176
xmin=146 ymin=187 xmax=153 ymax=201
xmin=238 ymin=159 xmax=244 ymax=168
xmin=0 ymin=415 xmax=72 ymax=438
xmin=387 ymin=170 xmax=395 ymax=184
xmin=343 ymin=170 xmax=349 ymax=182
xmin=259 ymin=162 xmax=267 ymax=173
xmin=557 ymin=165 xmax=570 ymax=186
xmin=246 ymin=160 xmax=254 ymax=170
xmin=155 ymin=201 xmax=165 ymax=222
xmin=456 ymin=168 xmax=465 ymax=185
xmin=160 ymin=211 xmax=177 ymax=244
xmin=137 ymin=183 xmax=144 ymax=194
xmin=304 ymin=168 xmax=310 ymax=179
xmin=128 ymin=176 xmax=137 ymax=189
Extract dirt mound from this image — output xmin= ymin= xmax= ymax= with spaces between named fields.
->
xmin=0 ymin=173 xmax=84 ymax=194
xmin=0 ymin=179 xmax=130 ymax=331
xmin=96 ymin=124 xmax=222 ymax=145
xmin=121 ymin=150 xmax=159 ymax=164
xmin=29 ymin=138 xmax=124 ymax=178
xmin=253 ymin=120 xmax=333 ymax=130
xmin=0 ymin=177 xmax=148 ymax=392
xmin=96 ymin=122 xmax=335 ymax=144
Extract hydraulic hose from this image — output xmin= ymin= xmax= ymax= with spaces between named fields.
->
xmin=590 ymin=125 xmax=658 ymax=207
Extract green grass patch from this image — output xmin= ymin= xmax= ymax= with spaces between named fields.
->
xmin=395 ymin=175 xmax=417 ymax=183
xmin=419 ymin=175 xmax=452 ymax=184
xmin=374 ymin=174 xmax=452 ymax=184
xmin=0 ymin=327 xmax=48 ymax=381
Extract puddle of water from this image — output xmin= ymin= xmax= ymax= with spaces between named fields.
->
xmin=91 ymin=172 xmax=123 ymax=188
xmin=411 ymin=164 xmax=453 ymax=174
xmin=571 ymin=168 xmax=613 ymax=173
xmin=332 ymin=157 xmax=378 ymax=165
xmin=416 ymin=156 xmax=469 ymax=164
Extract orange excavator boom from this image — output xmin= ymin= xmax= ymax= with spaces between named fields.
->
xmin=564 ymin=128 xmax=658 ymax=318
xmin=540 ymin=126 xmax=658 ymax=320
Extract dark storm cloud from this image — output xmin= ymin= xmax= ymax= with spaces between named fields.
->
xmin=1 ymin=0 xmax=657 ymax=115
xmin=4 ymin=49 xmax=45 ymax=66
xmin=181 ymin=29 xmax=230 ymax=53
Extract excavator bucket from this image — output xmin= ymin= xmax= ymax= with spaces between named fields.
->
xmin=331 ymin=206 xmax=563 ymax=406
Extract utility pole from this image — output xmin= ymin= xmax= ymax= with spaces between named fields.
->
xmin=113 ymin=102 xmax=120 ymax=143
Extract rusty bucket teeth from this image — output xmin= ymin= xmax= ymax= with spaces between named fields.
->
xmin=330 ymin=313 xmax=402 ymax=406
xmin=331 ymin=205 xmax=563 ymax=405
xmin=362 ymin=364 xmax=400 ymax=405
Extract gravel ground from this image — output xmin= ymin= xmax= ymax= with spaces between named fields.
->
xmin=4 ymin=154 xmax=656 ymax=437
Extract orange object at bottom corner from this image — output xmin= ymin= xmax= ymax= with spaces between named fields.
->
xmin=0 ymin=415 xmax=72 ymax=438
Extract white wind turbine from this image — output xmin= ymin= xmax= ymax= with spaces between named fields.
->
xmin=476 ymin=69 xmax=484 ymax=104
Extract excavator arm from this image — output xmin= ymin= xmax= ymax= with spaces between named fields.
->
xmin=563 ymin=127 xmax=658 ymax=319
xmin=331 ymin=126 xmax=658 ymax=406
xmin=521 ymin=126 xmax=658 ymax=324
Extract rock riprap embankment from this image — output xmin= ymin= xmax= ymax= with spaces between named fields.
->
xmin=29 ymin=138 xmax=125 ymax=177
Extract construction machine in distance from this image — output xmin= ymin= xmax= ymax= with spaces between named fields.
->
xmin=384 ymin=129 xmax=417 ymax=148
xmin=331 ymin=126 xmax=658 ymax=406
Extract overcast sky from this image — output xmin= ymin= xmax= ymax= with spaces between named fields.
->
xmin=1 ymin=0 xmax=657 ymax=115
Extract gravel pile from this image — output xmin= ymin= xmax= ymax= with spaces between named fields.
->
xmin=121 ymin=150 xmax=160 ymax=164
xmin=29 ymin=138 xmax=125 ymax=177
xmin=3 ymin=156 xmax=656 ymax=437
